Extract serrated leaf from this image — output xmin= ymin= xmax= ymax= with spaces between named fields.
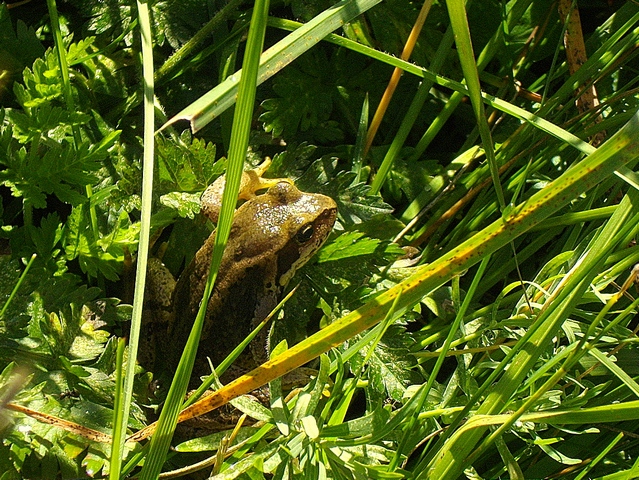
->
xmin=69 ymin=0 xmax=134 ymax=37
xmin=25 ymin=213 xmax=63 ymax=260
xmin=422 ymin=286 xmax=455 ymax=321
xmin=269 ymin=142 xmax=320 ymax=179
xmin=351 ymin=324 xmax=419 ymax=402
xmin=366 ymin=344 xmax=416 ymax=402
xmin=322 ymin=171 xmax=394 ymax=225
xmin=156 ymin=131 xmax=222 ymax=193
xmin=0 ymin=10 xmax=45 ymax=76
xmin=260 ymin=65 xmax=333 ymax=138
xmin=14 ymin=52 xmax=63 ymax=108
xmin=6 ymin=104 xmax=91 ymax=143
xmin=151 ymin=0 xmax=220 ymax=49
xmin=295 ymin=154 xmax=339 ymax=190
xmin=64 ymin=206 xmax=139 ymax=280
xmin=0 ymin=119 xmax=110 ymax=208
xmin=259 ymin=52 xmax=346 ymax=142
xmin=385 ymin=155 xmax=444 ymax=205
xmin=60 ymin=356 xmax=91 ymax=378
xmin=66 ymin=37 xmax=96 ymax=64
xmin=160 ymin=191 xmax=202 ymax=219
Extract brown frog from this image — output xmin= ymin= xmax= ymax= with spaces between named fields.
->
xmin=145 ymin=160 xmax=337 ymax=388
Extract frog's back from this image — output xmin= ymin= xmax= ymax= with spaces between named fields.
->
xmin=167 ymin=236 xmax=277 ymax=383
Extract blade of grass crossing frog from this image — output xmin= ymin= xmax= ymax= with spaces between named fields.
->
xmin=183 ymin=109 xmax=639 ymax=416
xmin=138 ymin=2 xmax=271 ymax=479
xmin=184 ymin=285 xmax=299 ymax=408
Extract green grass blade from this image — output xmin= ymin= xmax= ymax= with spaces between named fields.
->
xmin=423 ymin=177 xmax=639 ymax=479
xmin=45 ymin=0 xmax=79 ymax=145
xmin=390 ymin=254 xmax=491 ymax=470
xmin=154 ymin=0 xmax=245 ymax=84
xmin=297 ymin=27 xmax=597 ymax=156
xmin=574 ymin=433 xmax=624 ymax=480
xmin=438 ymin=401 xmax=639 ymax=434
xmin=352 ymin=94 xmax=368 ymax=184
xmin=46 ymin=0 xmax=100 ymax=250
xmin=589 ymin=347 xmax=639 ymax=398
xmin=162 ymin=0 xmax=382 ymax=132
xmin=0 ymin=253 xmax=36 ymax=320
xmin=110 ymin=338 xmax=126 ymax=477
xmin=369 ymin=25 xmax=454 ymax=195
xmin=446 ymin=0 xmax=503 ymax=209
xmin=109 ymin=1 xmax=155 ymax=478
xmin=466 ymin=195 xmax=639 ymax=467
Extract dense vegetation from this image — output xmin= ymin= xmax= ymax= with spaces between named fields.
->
xmin=1 ymin=0 xmax=639 ymax=478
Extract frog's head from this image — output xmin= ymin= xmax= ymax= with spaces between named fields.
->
xmin=231 ymin=181 xmax=337 ymax=288
xmin=269 ymin=182 xmax=337 ymax=287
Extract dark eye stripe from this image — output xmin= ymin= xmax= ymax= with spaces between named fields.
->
xmin=276 ymin=238 xmax=304 ymax=285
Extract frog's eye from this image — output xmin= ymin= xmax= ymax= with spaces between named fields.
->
xmin=296 ymin=224 xmax=315 ymax=244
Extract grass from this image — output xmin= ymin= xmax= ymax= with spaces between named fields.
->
xmin=1 ymin=1 xmax=639 ymax=479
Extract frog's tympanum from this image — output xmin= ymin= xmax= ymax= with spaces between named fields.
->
xmin=144 ymin=160 xmax=337 ymax=388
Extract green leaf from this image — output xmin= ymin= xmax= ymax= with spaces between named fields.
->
xmin=0 ymin=106 xmax=118 ymax=208
xmin=64 ymin=206 xmax=139 ymax=280
xmin=7 ymin=105 xmax=91 ymax=143
xmin=324 ymin=172 xmax=394 ymax=225
xmin=350 ymin=324 xmax=420 ymax=402
xmin=175 ymin=427 xmax=261 ymax=452
xmin=165 ymin=0 xmax=384 ymax=132
xmin=13 ymin=52 xmax=63 ymax=108
xmin=259 ymin=55 xmax=341 ymax=141
xmin=155 ymin=131 xmax=222 ymax=193
xmin=159 ymin=191 xmax=201 ymax=219
xmin=317 ymin=230 xmax=403 ymax=262
xmin=0 ymin=7 xmax=45 ymax=82
xmin=68 ymin=0 xmax=134 ymax=37
xmin=321 ymin=405 xmax=391 ymax=438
